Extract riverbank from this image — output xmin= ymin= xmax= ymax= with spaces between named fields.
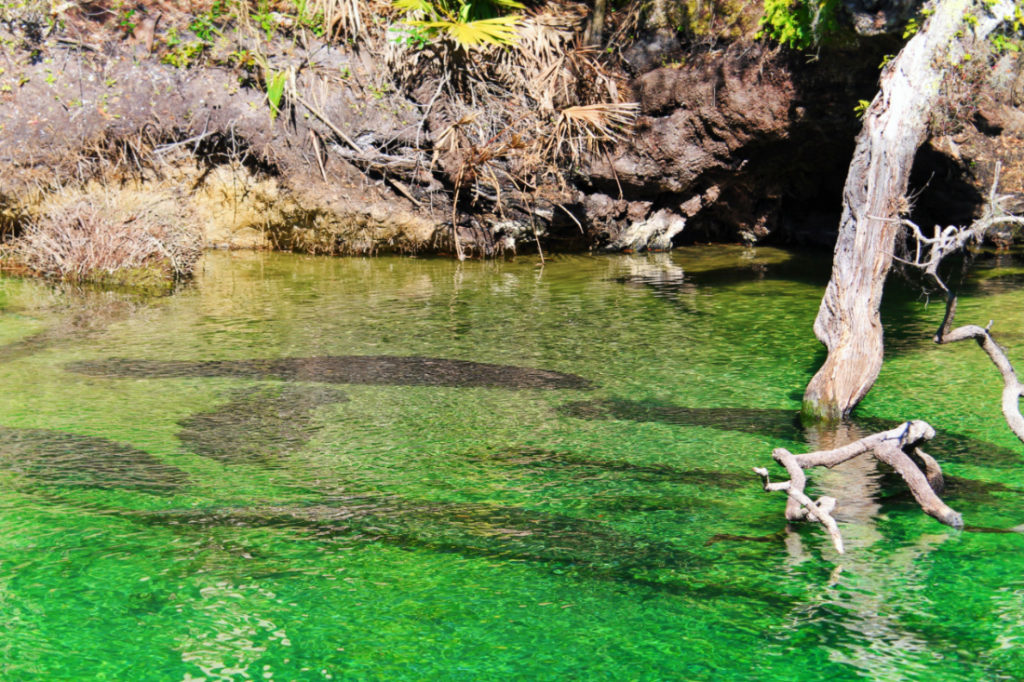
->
xmin=2 ymin=1 xmax=1023 ymax=283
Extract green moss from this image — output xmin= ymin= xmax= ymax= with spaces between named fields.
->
xmin=680 ymin=0 xmax=763 ymax=41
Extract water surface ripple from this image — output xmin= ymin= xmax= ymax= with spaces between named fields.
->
xmin=1 ymin=248 xmax=1023 ymax=680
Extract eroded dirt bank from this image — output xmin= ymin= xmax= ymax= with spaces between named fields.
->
xmin=2 ymin=1 xmax=1023 ymax=263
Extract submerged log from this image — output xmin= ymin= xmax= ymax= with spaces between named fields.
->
xmin=754 ymin=420 xmax=962 ymax=554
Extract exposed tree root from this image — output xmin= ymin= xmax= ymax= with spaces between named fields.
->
xmin=754 ymin=420 xmax=963 ymax=554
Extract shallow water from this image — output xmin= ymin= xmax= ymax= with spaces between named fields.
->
xmin=1 ymin=247 xmax=1023 ymax=680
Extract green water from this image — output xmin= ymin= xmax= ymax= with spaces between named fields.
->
xmin=0 ymin=247 xmax=1022 ymax=680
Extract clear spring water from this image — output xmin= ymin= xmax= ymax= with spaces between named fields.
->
xmin=0 ymin=247 xmax=1022 ymax=680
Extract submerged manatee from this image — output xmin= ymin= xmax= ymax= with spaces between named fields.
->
xmin=178 ymin=385 xmax=349 ymax=465
xmin=130 ymin=494 xmax=792 ymax=602
xmin=69 ymin=356 xmax=592 ymax=390
xmin=561 ymin=399 xmax=1023 ymax=468
xmin=478 ymin=447 xmax=749 ymax=488
xmin=0 ymin=427 xmax=189 ymax=494
xmin=132 ymin=494 xmax=707 ymax=583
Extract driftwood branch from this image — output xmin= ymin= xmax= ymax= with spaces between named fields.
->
xmin=887 ymin=162 xmax=1024 ymax=444
xmin=935 ymin=322 xmax=1024 ymax=443
xmin=754 ymin=420 xmax=962 ymax=554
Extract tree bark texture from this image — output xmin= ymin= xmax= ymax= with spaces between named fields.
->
xmin=584 ymin=0 xmax=608 ymax=45
xmin=803 ymin=0 xmax=1015 ymax=421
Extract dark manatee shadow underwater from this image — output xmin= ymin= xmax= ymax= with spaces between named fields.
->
xmin=473 ymin=447 xmax=750 ymax=489
xmin=0 ymin=427 xmax=189 ymax=494
xmin=69 ymin=356 xmax=592 ymax=390
xmin=560 ymin=398 xmax=1024 ymax=469
xmin=178 ymin=385 xmax=350 ymax=466
xmin=126 ymin=494 xmax=788 ymax=602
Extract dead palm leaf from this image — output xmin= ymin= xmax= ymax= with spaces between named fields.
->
xmin=548 ymin=102 xmax=640 ymax=166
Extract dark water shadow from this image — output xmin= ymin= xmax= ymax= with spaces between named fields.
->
xmin=69 ymin=356 xmax=592 ymax=390
xmin=0 ymin=288 xmax=159 ymax=363
xmin=0 ymin=427 xmax=189 ymax=494
xmin=560 ymin=399 xmax=1023 ymax=468
xmin=129 ymin=495 xmax=787 ymax=602
xmin=178 ymin=385 xmax=349 ymax=466
xmin=479 ymin=447 xmax=749 ymax=489
xmin=0 ymin=330 xmax=55 ymax=363
xmin=875 ymin=471 xmax=1024 ymax=517
xmin=704 ymin=531 xmax=787 ymax=546
xmin=562 ymin=399 xmax=804 ymax=442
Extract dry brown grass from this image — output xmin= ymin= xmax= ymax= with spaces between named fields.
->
xmin=9 ymin=189 xmax=203 ymax=284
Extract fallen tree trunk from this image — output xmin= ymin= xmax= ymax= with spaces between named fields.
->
xmin=754 ymin=420 xmax=962 ymax=554
xmin=803 ymin=0 xmax=1016 ymax=421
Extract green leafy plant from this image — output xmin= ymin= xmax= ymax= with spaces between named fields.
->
xmin=903 ymin=16 xmax=920 ymax=38
xmin=161 ymin=41 xmax=206 ymax=68
xmin=990 ymin=32 xmax=1021 ymax=53
xmin=190 ymin=0 xmax=227 ymax=42
xmin=250 ymin=1 xmax=279 ymax=40
xmin=117 ymin=5 xmax=136 ymax=36
xmin=392 ymin=0 xmax=524 ymax=48
xmin=291 ymin=0 xmax=327 ymax=36
xmin=265 ymin=69 xmax=288 ymax=119
xmin=757 ymin=0 xmax=841 ymax=50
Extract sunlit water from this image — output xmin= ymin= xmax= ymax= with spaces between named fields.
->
xmin=1 ymin=247 xmax=1022 ymax=680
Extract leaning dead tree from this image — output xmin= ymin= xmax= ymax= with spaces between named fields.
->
xmin=760 ymin=170 xmax=1024 ymax=554
xmin=803 ymin=0 xmax=1017 ymax=421
xmin=759 ymin=170 xmax=1024 ymax=554
xmin=755 ymin=421 xmax=962 ymax=554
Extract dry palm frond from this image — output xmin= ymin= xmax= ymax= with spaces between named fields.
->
xmin=432 ymin=112 xmax=480 ymax=165
xmin=547 ymin=102 xmax=640 ymax=165
xmin=559 ymin=103 xmax=639 ymax=139
xmin=310 ymin=0 xmax=379 ymax=41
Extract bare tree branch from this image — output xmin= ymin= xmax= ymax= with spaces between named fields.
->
xmin=754 ymin=421 xmax=961 ymax=554
xmin=935 ymin=323 xmax=1024 ymax=443
xmin=890 ymin=163 xmax=1024 ymax=444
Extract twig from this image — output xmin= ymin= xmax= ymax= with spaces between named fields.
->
xmin=292 ymin=91 xmax=365 ymax=157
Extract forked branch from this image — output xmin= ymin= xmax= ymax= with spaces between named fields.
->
xmin=898 ymin=164 xmax=1024 ymax=444
xmin=754 ymin=421 xmax=962 ymax=554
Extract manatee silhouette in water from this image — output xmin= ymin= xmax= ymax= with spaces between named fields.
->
xmin=135 ymin=494 xmax=683 ymax=565
xmin=129 ymin=493 xmax=792 ymax=601
xmin=178 ymin=385 xmax=350 ymax=466
xmin=476 ymin=447 xmax=749 ymax=488
xmin=69 ymin=356 xmax=591 ymax=390
xmin=0 ymin=427 xmax=189 ymax=494
xmin=560 ymin=399 xmax=1024 ymax=468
